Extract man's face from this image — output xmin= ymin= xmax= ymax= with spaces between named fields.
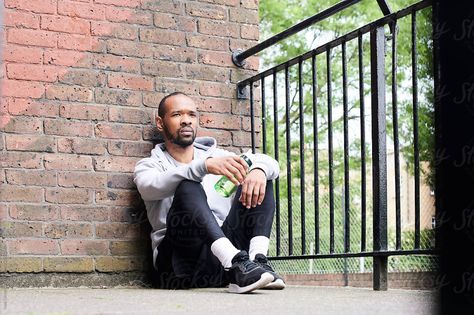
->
xmin=156 ymin=94 xmax=198 ymax=147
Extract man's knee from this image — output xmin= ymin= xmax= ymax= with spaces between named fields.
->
xmin=175 ymin=180 xmax=204 ymax=198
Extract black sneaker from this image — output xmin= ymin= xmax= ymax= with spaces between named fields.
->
xmin=254 ymin=254 xmax=286 ymax=290
xmin=227 ymin=250 xmax=273 ymax=293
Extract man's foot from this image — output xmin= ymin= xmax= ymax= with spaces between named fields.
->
xmin=227 ymin=250 xmax=273 ymax=294
xmin=254 ymin=254 xmax=286 ymax=290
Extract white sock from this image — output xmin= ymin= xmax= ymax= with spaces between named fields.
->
xmin=210 ymin=237 xmax=240 ymax=268
xmin=249 ymin=236 xmax=270 ymax=261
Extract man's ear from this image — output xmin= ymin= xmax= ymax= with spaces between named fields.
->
xmin=155 ymin=115 xmax=164 ymax=132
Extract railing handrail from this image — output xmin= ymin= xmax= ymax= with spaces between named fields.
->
xmin=233 ymin=0 xmax=393 ymax=67
xmin=236 ymin=0 xmax=431 ymax=89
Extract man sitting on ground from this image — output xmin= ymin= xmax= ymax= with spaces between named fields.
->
xmin=134 ymin=92 xmax=285 ymax=293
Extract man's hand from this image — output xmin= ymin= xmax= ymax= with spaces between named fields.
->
xmin=239 ymin=168 xmax=267 ymax=209
xmin=205 ymin=156 xmax=249 ymax=186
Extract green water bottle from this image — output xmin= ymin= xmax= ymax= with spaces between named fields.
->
xmin=214 ymin=153 xmax=253 ymax=197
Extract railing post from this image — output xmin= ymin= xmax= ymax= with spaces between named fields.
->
xmin=370 ymin=26 xmax=388 ymax=291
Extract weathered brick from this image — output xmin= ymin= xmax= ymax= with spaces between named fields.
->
xmin=95 ymin=88 xmax=142 ymax=107
xmin=60 ymin=206 xmax=109 ymax=221
xmin=198 ymin=81 xmax=235 ymax=98
xmin=1 ymin=221 xmax=43 ymax=237
xmin=107 ymin=173 xmax=135 ymax=189
xmin=110 ymin=240 xmax=146 ymax=255
xmin=2 ymin=80 xmax=45 ymax=98
xmin=4 ymin=45 xmax=43 ymax=64
xmin=229 ymin=7 xmax=259 ymax=24
xmin=57 ymin=137 xmax=107 ymax=155
xmin=57 ymin=33 xmax=101 ymax=52
xmin=44 ymin=154 xmax=93 ymax=171
xmin=141 ymin=0 xmax=184 ymax=14
xmin=95 ymin=189 xmax=139 ymax=206
xmin=4 ymin=10 xmax=40 ymax=29
xmin=91 ymin=21 xmax=138 ymax=40
xmin=44 ymin=49 xmax=92 ymax=67
xmin=95 ymin=123 xmax=142 ymax=140
xmin=44 ymin=119 xmax=94 ymax=136
xmin=154 ymin=13 xmax=195 ymax=32
xmin=59 ymin=69 xmax=107 ymax=87
xmin=155 ymin=78 xmax=198 ymax=95
xmin=105 ymin=6 xmax=153 ymax=25
xmin=5 ymin=135 xmax=56 ymax=152
xmin=0 ymin=204 xmax=8 ymax=220
xmin=5 ymin=257 xmax=43 ymax=272
xmin=45 ymin=187 xmax=91 ymax=204
xmin=8 ymin=239 xmax=59 ymax=255
xmin=108 ymin=73 xmax=154 ymax=91
xmin=107 ymin=141 xmax=153 ymax=157
xmin=41 ymin=15 xmax=90 ymax=34
xmin=10 ymin=204 xmax=59 ymax=221
xmin=107 ymin=39 xmax=154 ymax=58
xmin=195 ymin=97 xmax=232 ymax=113
xmin=197 ymin=128 xmax=232 ymax=146
xmin=7 ymin=98 xmax=58 ymax=117
xmin=109 ymin=207 xmax=136 ymax=222
xmin=43 ymin=257 xmax=94 ymax=272
xmin=186 ymin=34 xmax=229 ymax=51
xmin=230 ymin=38 xmax=257 ymax=51
xmin=242 ymin=115 xmax=262 ymax=132
xmin=143 ymin=92 xmax=166 ymax=107
xmin=95 ymin=256 xmax=134 ymax=272
xmin=6 ymin=170 xmax=57 ymax=186
xmin=197 ymin=19 xmax=239 ymax=38
xmin=0 ymin=185 xmax=43 ymax=202
xmin=95 ymin=0 xmax=140 ymax=7
xmin=139 ymin=28 xmax=186 ymax=46
xmin=1 ymin=116 xmax=42 ymax=134
xmin=109 ymin=107 xmax=153 ymax=124
xmin=0 ymin=152 xmax=43 ymax=169
xmin=186 ymin=64 xmax=228 ymax=82
xmin=7 ymin=28 xmax=57 ymax=48
xmin=141 ymin=60 xmax=185 ymax=78
xmin=232 ymin=130 xmax=253 ymax=147
xmin=44 ymin=222 xmax=93 ymax=238
xmin=200 ymin=112 xmax=240 ymax=130
xmin=186 ymin=2 xmax=226 ymax=20
xmin=92 ymin=54 xmax=140 ymax=73
xmin=58 ymin=171 xmax=106 ymax=188
xmin=45 ymin=84 xmax=93 ymax=102
xmin=154 ymin=45 xmax=196 ymax=63
xmin=198 ymin=0 xmax=239 ymax=6
xmin=142 ymin=125 xmax=161 ymax=141
xmin=5 ymin=0 xmax=57 ymax=14
xmin=60 ymin=103 xmax=108 ymax=120
xmin=96 ymin=222 xmax=141 ymax=239
xmin=240 ymin=0 xmax=258 ymax=9
xmin=93 ymin=156 xmax=140 ymax=172
xmin=60 ymin=239 xmax=108 ymax=255
xmin=241 ymin=24 xmax=259 ymax=40
xmin=58 ymin=0 xmax=106 ymax=20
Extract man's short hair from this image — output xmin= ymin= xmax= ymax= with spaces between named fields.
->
xmin=157 ymin=92 xmax=188 ymax=118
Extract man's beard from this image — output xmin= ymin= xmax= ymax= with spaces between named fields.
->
xmin=162 ymin=125 xmax=196 ymax=147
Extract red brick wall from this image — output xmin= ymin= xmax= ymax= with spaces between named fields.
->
xmin=0 ymin=0 xmax=259 ymax=276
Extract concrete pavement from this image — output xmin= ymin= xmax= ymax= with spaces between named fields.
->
xmin=1 ymin=286 xmax=438 ymax=315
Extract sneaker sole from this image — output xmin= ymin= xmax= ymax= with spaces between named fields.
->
xmin=261 ymin=278 xmax=286 ymax=290
xmin=227 ymin=272 xmax=274 ymax=294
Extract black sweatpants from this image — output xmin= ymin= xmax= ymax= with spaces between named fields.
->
xmin=152 ymin=179 xmax=275 ymax=289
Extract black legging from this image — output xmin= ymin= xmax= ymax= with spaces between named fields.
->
xmin=153 ymin=179 xmax=275 ymax=289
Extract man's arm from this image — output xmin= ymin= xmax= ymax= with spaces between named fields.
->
xmin=133 ymin=157 xmax=207 ymax=201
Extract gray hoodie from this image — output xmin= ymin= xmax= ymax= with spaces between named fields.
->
xmin=133 ymin=137 xmax=280 ymax=266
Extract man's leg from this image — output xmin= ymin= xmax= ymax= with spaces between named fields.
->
xmin=222 ymin=180 xmax=285 ymax=289
xmin=153 ymin=180 xmax=273 ymax=292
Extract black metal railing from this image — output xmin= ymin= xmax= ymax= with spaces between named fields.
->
xmin=234 ymin=0 xmax=437 ymax=290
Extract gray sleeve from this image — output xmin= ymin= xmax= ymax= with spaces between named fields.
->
xmin=133 ymin=157 xmax=208 ymax=201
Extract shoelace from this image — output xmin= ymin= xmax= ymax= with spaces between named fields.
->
xmin=255 ymin=256 xmax=275 ymax=272
xmin=235 ymin=254 xmax=259 ymax=271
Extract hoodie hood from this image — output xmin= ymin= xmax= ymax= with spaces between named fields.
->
xmin=150 ymin=136 xmax=217 ymax=160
